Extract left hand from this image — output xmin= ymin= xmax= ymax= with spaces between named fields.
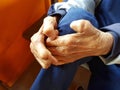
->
xmin=30 ymin=15 xmax=59 ymax=69
xmin=46 ymin=20 xmax=114 ymax=65
xmin=30 ymin=26 xmax=57 ymax=69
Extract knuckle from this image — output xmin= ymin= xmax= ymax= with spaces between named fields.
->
xmin=66 ymin=36 xmax=75 ymax=45
xmin=59 ymin=47 xmax=68 ymax=55
xmin=80 ymin=19 xmax=90 ymax=24
xmin=30 ymin=34 xmax=37 ymax=42
xmin=80 ymin=20 xmax=90 ymax=27
xmin=63 ymin=50 xmax=69 ymax=55
xmin=40 ymin=50 xmax=51 ymax=60
xmin=43 ymin=16 xmax=53 ymax=23
xmin=43 ymin=26 xmax=52 ymax=35
xmin=60 ymin=47 xmax=65 ymax=53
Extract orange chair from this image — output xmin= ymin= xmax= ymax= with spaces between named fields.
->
xmin=0 ymin=0 xmax=51 ymax=87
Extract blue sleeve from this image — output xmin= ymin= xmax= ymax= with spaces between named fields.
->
xmin=47 ymin=0 xmax=98 ymax=17
xmin=100 ymin=23 xmax=120 ymax=61
xmin=47 ymin=4 xmax=66 ymax=17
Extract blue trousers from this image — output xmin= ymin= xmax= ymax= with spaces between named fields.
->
xmin=30 ymin=8 xmax=120 ymax=90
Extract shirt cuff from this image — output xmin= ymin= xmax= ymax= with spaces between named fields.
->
xmin=99 ymin=23 xmax=120 ymax=64
xmin=99 ymin=55 xmax=120 ymax=65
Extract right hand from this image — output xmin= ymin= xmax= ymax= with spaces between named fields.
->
xmin=46 ymin=20 xmax=113 ymax=65
xmin=30 ymin=16 xmax=59 ymax=69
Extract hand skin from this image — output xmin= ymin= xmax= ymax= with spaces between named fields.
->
xmin=42 ymin=16 xmax=59 ymax=40
xmin=30 ymin=16 xmax=59 ymax=69
xmin=46 ymin=20 xmax=114 ymax=65
xmin=30 ymin=16 xmax=114 ymax=68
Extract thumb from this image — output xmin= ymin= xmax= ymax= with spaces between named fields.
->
xmin=70 ymin=20 xmax=91 ymax=33
xmin=42 ymin=16 xmax=58 ymax=40
xmin=42 ymin=24 xmax=57 ymax=40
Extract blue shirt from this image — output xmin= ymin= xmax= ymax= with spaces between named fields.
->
xmin=48 ymin=0 xmax=120 ymax=64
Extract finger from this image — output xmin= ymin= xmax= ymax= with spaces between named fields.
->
xmin=45 ymin=29 xmax=59 ymax=41
xmin=32 ymin=40 xmax=57 ymax=62
xmin=30 ymin=28 xmax=55 ymax=68
xmin=46 ymin=34 xmax=74 ymax=46
xmin=42 ymin=17 xmax=58 ymax=40
xmin=48 ymin=46 xmax=73 ymax=56
xmin=30 ymin=43 xmax=51 ymax=69
xmin=38 ymin=24 xmax=43 ymax=33
xmin=48 ymin=45 xmax=88 ymax=56
xmin=30 ymin=34 xmax=58 ymax=62
xmin=31 ymin=32 xmax=49 ymax=59
xmin=51 ymin=51 xmax=88 ymax=66
xmin=30 ymin=29 xmax=58 ymax=62
xmin=70 ymin=20 xmax=90 ymax=33
xmin=36 ymin=57 xmax=51 ymax=69
xmin=38 ymin=23 xmax=57 ymax=40
xmin=33 ymin=51 xmax=51 ymax=69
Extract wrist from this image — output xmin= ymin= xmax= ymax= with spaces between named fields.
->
xmin=99 ymin=32 xmax=114 ymax=55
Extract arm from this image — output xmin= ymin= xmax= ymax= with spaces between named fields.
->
xmin=46 ymin=20 xmax=114 ymax=65
xmin=29 ymin=0 xmax=102 ymax=68
xmin=99 ymin=23 xmax=120 ymax=65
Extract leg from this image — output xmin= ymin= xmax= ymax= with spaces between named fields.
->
xmin=31 ymin=62 xmax=80 ymax=90
xmin=88 ymin=57 xmax=120 ymax=90
xmin=31 ymin=7 xmax=98 ymax=90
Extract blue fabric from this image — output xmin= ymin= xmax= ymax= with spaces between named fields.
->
xmin=95 ymin=0 xmax=120 ymax=60
xmin=100 ymin=24 xmax=120 ymax=60
xmin=58 ymin=8 xmax=98 ymax=35
xmin=31 ymin=0 xmax=120 ymax=90
xmin=87 ymin=0 xmax=120 ymax=89
xmin=47 ymin=4 xmax=66 ymax=17
xmin=88 ymin=57 xmax=120 ymax=90
xmin=30 ymin=8 xmax=98 ymax=90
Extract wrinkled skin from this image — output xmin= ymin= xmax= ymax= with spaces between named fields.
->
xmin=30 ymin=16 xmax=113 ymax=69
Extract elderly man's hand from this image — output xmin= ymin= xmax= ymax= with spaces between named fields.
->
xmin=42 ymin=16 xmax=59 ymax=40
xmin=30 ymin=16 xmax=58 ymax=69
xmin=46 ymin=20 xmax=114 ymax=65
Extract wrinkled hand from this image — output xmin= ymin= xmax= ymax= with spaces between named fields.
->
xmin=42 ymin=16 xmax=59 ymax=40
xmin=30 ymin=16 xmax=58 ymax=69
xmin=46 ymin=20 xmax=114 ymax=65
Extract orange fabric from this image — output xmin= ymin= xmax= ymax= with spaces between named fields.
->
xmin=0 ymin=0 xmax=50 ymax=87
